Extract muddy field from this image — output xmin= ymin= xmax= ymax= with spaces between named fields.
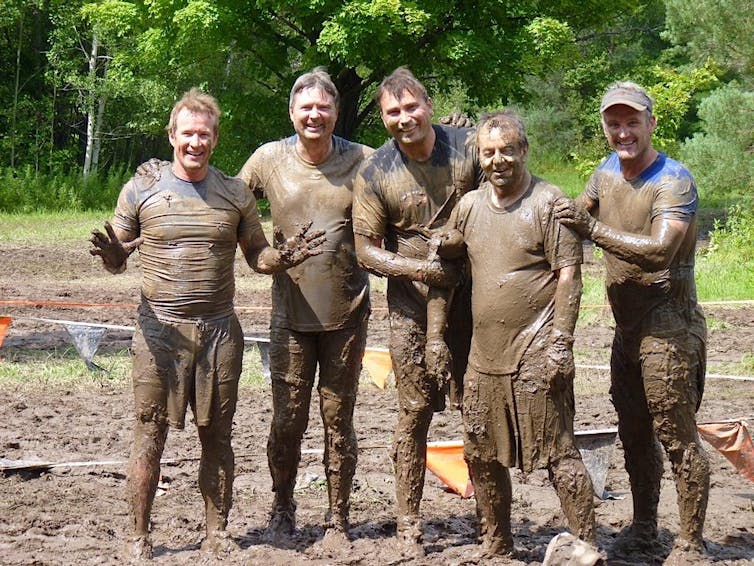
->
xmin=0 ymin=241 xmax=753 ymax=565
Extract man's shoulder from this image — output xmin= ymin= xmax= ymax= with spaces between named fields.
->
xmin=530 ymin=176 xmax=565 ymax=200
xmin=358 ymin=139 xmax=401 ymax=178
xmin=434 ymin=123 xmax=473 ymax=146
xmin=207 ymin=166 xmax=248 ymax=192
xmin=648 ymin=153 xmax=695 ymax=183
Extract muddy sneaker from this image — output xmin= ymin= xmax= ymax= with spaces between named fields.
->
xmin=315 ymin=524 xmax=353 ymax=556
xmin=201 ymin=530 xmax=238 ymax=555
xmin=124 ymin=535 xmax=153 ymax=562
xmin=664 ymin=537 xmax=706 ymax=566
xmin=609 ymin=523 xmax=662 ymax=559
xmin=396 ymin=518 xmax=424 ymax=558
xmin=263 ymin=505 xmax=296 ymax=544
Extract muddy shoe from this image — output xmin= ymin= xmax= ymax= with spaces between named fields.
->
xmin=314 ymin=524 xmax=353 ymax=556
xmin=609 ymin=523 xmax=661 ymax=559
xmin=124 ymin=535 xmax=153 ymax=562
xmin=396 ymin=518 xmax=424 ymax=558
xmin=263 ymin=505 xmax=296 ymax=544
xmin=664 ymin=537 xmax=706 ymax=566
xmin=201 ymin=530 xmax=238 ymax=555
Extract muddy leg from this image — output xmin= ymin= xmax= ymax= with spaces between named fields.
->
xmin=126 ymin=405 xmax=168 ymax=559
xmin=610 ymin=336 xmax=662 ymax=541
xmin=197 ymin=416 xmax=235 ymax=544
xmin=467 ymin=458 xmax=514 ymax=555
xmin=643 ymin=334 xmax=709 ymax=552
xmin=548 ymin=457 xmax=596 ymax=543
xmin=266 ymin=327 xmax=316 ymax=538
xmin=317 ymin=322 xmax=364 ymax=534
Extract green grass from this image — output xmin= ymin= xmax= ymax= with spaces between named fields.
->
xmin=0 ymin=211 xmax=274 ymax=244
xmin=529 ymin=158 xmax=586 ymax=198
xmin=0 ymin=346 xmax=269 ymax=387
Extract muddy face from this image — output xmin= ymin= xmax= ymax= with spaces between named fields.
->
xmin=379 ymin=89 xmax=434 ymax=149
xmin=289 ymin=87 xmax=338 ymax=145
xmin=168 ymin=109 xmax=218 ymax=182
xmin=601 ymin=105 xmax=656 ymax=175
xmin=477 ymin=125 xmax=528 ymax=194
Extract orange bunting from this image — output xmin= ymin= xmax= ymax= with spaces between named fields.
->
xmin=362 ymin=348 xmax=392 ymax=389
xmin=0 ymin=316 xmax=11 ymax=349
xmin=426 ymin=441 xmax=474 ymax=498
xmin=697 ymin=421 xmax=754 ymax=483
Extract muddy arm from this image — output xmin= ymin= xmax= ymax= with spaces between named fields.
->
xmin=354 ymin=234 xmax=460 ymax=289
xmin=89 ymin=221 xmax=143 ymax=275
xmin=240 ymin=222 xmax=325 ymax=274
xmin=554 ymin=196 xmax=689 ymax=271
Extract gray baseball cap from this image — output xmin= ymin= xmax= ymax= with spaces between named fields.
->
xmin=600 ymin=85 xmax=653 ymax=113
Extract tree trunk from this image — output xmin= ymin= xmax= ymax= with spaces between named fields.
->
xmin=334 ymin=67 xmax=363 ymax=140
xmin=83 ymin=34 xmax=99 ymax=180
xmin=11 ymin=11 xmax=24 ymax=169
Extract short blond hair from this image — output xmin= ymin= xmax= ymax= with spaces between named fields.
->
xmin=166 ymin=88 xmax=221 ymax=135
xmin=376 ymin=67 xmax=430 ymax=108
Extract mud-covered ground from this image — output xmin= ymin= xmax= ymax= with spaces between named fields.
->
xmin=1 ymin=242 xmax=753 ymax=565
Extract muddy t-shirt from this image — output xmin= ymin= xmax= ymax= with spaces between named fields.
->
xmin=112 ymin=164 xmax=264 ymax=322
xmin=449 ymin=178 xmax=583 ymax=374
xmin=353 ymin=125 xmax=480 ymax=316
xmin=585 ymin=152 xmax=702 ymax=333
xmin=238 ymin=136 xmax=372 ymax=331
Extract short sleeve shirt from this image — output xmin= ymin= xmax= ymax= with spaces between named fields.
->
xmin=353 ymin=125 xmax=481 ymax=315
xmin=449 ymin=178 xmax=583 ymax=374
xmin=238 ymin=136 xmax=372 ymax=331
xmin=112 ymin=164 xmax=263 ymax=322
xmin=585 ymin=152 xmax=701 ymax=331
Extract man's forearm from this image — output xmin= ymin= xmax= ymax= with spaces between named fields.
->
xmin=589 ymin=219 xmax=685 ymax=272
xmin=552 ymin=265 xmax=582 ymax=340
xmin=357 ymin=243 xmax=427 ymax=283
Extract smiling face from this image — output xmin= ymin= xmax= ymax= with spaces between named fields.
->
xmin=289 ymin=86 xmax=338 ymax=143
xmin=601 ymin=104 xmax=657 ymax=168
xmin=378 ymin=88 xmax=434 ymax=148
xmin=168 ymin=108 xmax=217 ymax=182
xmin=478 ymin=125 xmax=528 ymax=194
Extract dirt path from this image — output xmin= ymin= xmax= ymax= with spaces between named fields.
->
xmin=0 ymin=243 xmax=753 ymax=565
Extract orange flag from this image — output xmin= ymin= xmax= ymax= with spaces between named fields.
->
xmin=426 ymin=441 xmax=474 ymax=498
xmin=362 ymin=348 xmax=392 ymax=389
xmin=697 ymin=421 xmax=754 ymax=483
xmin=0 ymin=316 xmax=11 ymax=349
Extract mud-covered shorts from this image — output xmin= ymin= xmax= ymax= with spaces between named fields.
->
xmin=463 ymin=335 xmax=582 ymax=473
xmin=130 ymin=313 xmax=244 ymax=429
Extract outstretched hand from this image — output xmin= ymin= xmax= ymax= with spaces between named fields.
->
xmin=553 ymin=197 xmax=595 ymax=238
xmin=439 ymin=112 xmax=475 ymax=129
xmin=273 ymin=221 xmax=326 ymax=268
xmin=89 ymin=221 xmax=143 ymax=274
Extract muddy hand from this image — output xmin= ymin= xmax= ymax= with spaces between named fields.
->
xmin=273 ymin=221 xmax=326 ymax=267
xmin=426 ymin=338 xmax=452 ymax=386
xmin=89 ymin=221 xmax=143 ymax=273
xmin=135 ymin=158 xmax=170 ymax=181
xmin=546 ymin=332 xmax=575 ymax=391
xmin=419 ymin=258 xmax=461 ymax=289
xmin=439 ymin=112 xmax=475 ymax=129
xmin=553 ymin=197 xmax=595 ymax=238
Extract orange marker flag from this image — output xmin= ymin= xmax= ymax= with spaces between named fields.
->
xmin=362 ymin=348 xmax=392 ymax=389
xmin=697 ymin=421 xmax=754 ymax=483
xmin=0 ymin=316 xmax=11 ymax=349
xmin=426 ymin=440 xmax=474 ymax=498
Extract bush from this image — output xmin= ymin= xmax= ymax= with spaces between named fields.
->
xmin=0 ymin=167 xmax=129 ymax=212
xmin=681 ymin=84 xmax=754 ymax=204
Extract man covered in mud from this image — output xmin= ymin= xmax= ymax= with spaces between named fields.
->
xmin=236 ymin=68 xmax=372 ymax=546
xmin=437 ymin=109 xmax=596 ymax=557
xmin=554 ymin=81 xmax=709 ymax=563
xmin=352 ymin=67 xmax=479 ymax=555
xmin=89 ymin=88 xmax=324 ymax=560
